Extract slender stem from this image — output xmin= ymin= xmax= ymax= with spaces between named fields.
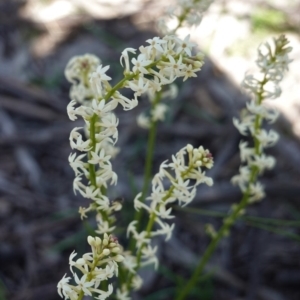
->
xmin=88 ymin=114 xmax=97 ymax=186
xmin=176 ymin=75 xmax=270 ymax=300
xmin=127 ymin=165 xmax=194 ymax=289
xmin=176 ymin=185 xmax=254 ymax=300
xmin=104 ymin=76 xmax=133 ymax=101
xmin=134 ymin=92 xmax=162 ymax=228
xmin=128 ymin=91 xmax=163 ymax=254
xmin=172 ymin=0 xmax=201 ymax=33
xmin=77 ymin=291 xmax=84 ymax=300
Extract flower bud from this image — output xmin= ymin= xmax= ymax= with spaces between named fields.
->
xmin=111 ymin=247 xmax=120 ymax=253
xmin=102 ymin=249 xmax=110 ymax=256
xmin=186 ymin=144 xmax=193 ymax=152
xmin=113 ymin=255 xmax=124 ymax=262
xmin=87 ymin=236 xmax=95 ymax=246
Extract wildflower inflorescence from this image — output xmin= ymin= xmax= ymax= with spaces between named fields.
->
xmin=65 ymin=35 xmax=205 ymax=232
xmin=123 ymin=145 xmax=213 ymax=292
xmin=176 ymin=35 xmax=292 ymax=300
xmin=57 ymin=234 xmax=124 ymax=300
xmin=58 ymin=0 xmax=292 ymax=297
xmin=232 ymin=35 xmax=292 ymax=203
xmin=60 ymin=33 xmax=209 ymax=299
xmin=158 ymin=0 xmax=213 ymax=34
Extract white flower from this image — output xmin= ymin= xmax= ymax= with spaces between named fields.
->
xmin=175 ymin=35 xmax=195 ymax=56
xmin=67 ymin=100 xmax=78 ymax=121
xmin=161 ymin=55 xmax=183 ymax=80
xmin=168 ymin=154 xmax=185 ymax=174
xmin=57 ymin=274 xmax=72 ymax=299
xmin=148 ymin=188 xmax=167 ymax=206
xmin=74 ymin=273 xmax=94 ymax=296
xmin=88 ymin=147 xmax=111 ymax=166
xmin=120 ymin=47 xmax=136 ymax=73
xmin=249 ymin=182 xmax=265 ymax=202
xmin=239 ymin=141 xmax=254 ymax=163
xmin=90 ymin=65 xmax=112 ymax=97
xmin=95 ymin=283 xmax=113 ymax=300
xmin=65 ymin=54 xmax=100 ymax=84
xmin=89 ymin=66 xmax=112 ymax=99
xmin=233 ymin=117 xmax=248 ymax=136
xmin=152 ymin=218 xmax=175 ymax=241
xmin=146 ymin=36 xmax=166 ymax=54
xmin=154 ymin=204 xmax=174 ymax=219
xmin=122 ymin=252 xmax=137 ymax=274
xmin=111 ymin=92 xmax=138 ymax=111
xmin=131 ymin=275 xmax=143 ymax=290
xmin=134 ymin=193 xmax=151 ymax=212
xmin=231 ymin=166 xmax=251 ymax=191
xmin=68 ymin=153 xmax=87 ymax=176
xmin=128 ymin=76 xmax=149 ymax=97
xmin=96 ymin=220 xmax=116 ymax=234
xmin=252 ymin=154 xmax=276 ymax=173
xmin=92 ymin=99 xmax=113 ymax=116
xmin=151 ymin=103 xmax=168 ymax=121
xmin=81 ymin=186 xmax=101 ymax=200
xmin=134 ymin=230 xmax=151 ymax=248
xmin=137 ymin=112 xmax=150 ymax=129
xmin=162 ymin=83 xmax=178 ymax=99
xmin=255 ymin=129 xmax=279 ymax=148
xmin=96 ymin=113 xmax=119 ymax=142
xmin=265 ymin=108 xmax=279 ymax=124
xmin=69 ymin=127 xmax=91 ymax=151
xmin=127 ymin=220 xmax=138 ymax=238
xmin=181 ymin=64 xmax=200 ymax=81
xmin=116 ymin=288 xmax=131 ymax=300
xmin=73 ymin=175 xmax=86 ymax=195
xmin=69 ymin=250 xmax=78 ymax=274
xmin=132 ymin=54 xmax=152 ymax=74
xmin=96 ymin=65 xmax=111 ymax=80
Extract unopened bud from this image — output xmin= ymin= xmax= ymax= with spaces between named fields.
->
xmin=111 ymin=247 xmax=120 ymax=253
xmin=87 ymin=236 xmax=95 ymax=246
xmin=113 ymin=255 xmax=124 ymax=262
xmin=186 ymin=144 xmax=193 ymax=152
xmin=103 ymin=249 xmax=110 ymax=256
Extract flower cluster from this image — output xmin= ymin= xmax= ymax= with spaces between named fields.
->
xmin=57 ymin=234 xmax=124 ymax=300
xmin=132 ymin=34 xmax=204 ymax=128
xmin=62 ymin=34 xmax=206 ymax=299
xmin=120 ymin=34 xmax=204 ymax=88
xmin=232 ymin=35 xmax=292 ymax=203
xmin=66 ymin=35 xmax=204 ymax=227
xmin=65 ymin=54 xmax=100 ymax=104
xmin=65 ymin=54 xmax=123 ymax=235
xmin=158 ymin=0 xmax=213 ymax=34
xmin=125 ymin=145 xmax=213 ymax=284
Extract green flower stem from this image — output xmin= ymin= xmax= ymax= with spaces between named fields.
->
xmin=175 ymin=178 xmax=257 ymax=300
xmin=132 ymin=91 xmax=162 ymax=234
xmin=176 ymin=73 xmax=270 ymax=300
xmin=173 ymin=8 xmax=190 ymax=33
xmin=78 ymin=291 xmax=84 ymax=300
xmin=88 ymin=114 xmax=98 ymax=187
xmin=104 ymin=76 xmax=134 ymax=101
xmin=126 ymin=165 xmax=194 ymax=289
xmin=77 ymin=251 xmax=110 ymax=300
xmin=173 ymin=0 xmax=201 ymax=33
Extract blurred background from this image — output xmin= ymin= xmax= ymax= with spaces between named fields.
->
xmin=0 ymin=0 xmax=300 ymax=299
